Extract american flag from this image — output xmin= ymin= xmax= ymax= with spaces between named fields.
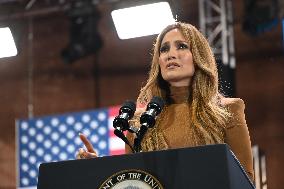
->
xmin=16 ymin=106 xmax=125 ymax=189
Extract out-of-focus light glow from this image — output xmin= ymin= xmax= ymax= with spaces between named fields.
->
xmin=0 ymin=27 xmax=17 ymax=58
xmin=111 ymin=2 xmax=175 ymax=39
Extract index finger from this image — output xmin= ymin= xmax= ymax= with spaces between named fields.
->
xmin=79 ymin=133 xmax=95 ymax=153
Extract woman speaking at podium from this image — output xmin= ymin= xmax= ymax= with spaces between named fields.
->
xmin=77 ymin=22 xmax=254 ymax=181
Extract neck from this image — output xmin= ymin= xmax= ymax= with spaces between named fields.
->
xmin=169 ymin=82 xmax=189 ymax=87
xmin=168 ymin=78 xmax=191 ymax=87
xmin=168 ymin=85 xmax=190 ymax=104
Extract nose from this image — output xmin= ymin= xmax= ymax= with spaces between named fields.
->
xmin=166 ymin=48 xmax=177 ymax=61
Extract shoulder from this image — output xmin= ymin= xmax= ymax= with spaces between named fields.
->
xmin=221 ymin=97 xmax=247 ymax=128
xmin=220 ymin=97 xmax=245 ymax=113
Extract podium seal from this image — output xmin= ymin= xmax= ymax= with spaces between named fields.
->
xmin=99 ymin=169 xmax=164 ymax=189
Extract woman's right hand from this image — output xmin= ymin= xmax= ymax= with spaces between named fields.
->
xmin=76 ymin=133 xmax=98 ymax=159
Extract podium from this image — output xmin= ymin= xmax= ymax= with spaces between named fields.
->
xmin=37 ymin=144 xmax=255 ymax=189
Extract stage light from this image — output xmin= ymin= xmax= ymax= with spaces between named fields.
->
xmin=111 ymin=2 xmax=175 ymax=40
xmin=0 ymin=27 xmax=17 ymax=58
xmin=61 ymin=1 xmax=103 ymax=64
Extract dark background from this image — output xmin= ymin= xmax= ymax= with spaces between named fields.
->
xmin=0 ymin=0 xmax=283 ymax=188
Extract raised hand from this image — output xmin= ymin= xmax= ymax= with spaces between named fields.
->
xmin=76 ymin=133 xmax=98 ymax=159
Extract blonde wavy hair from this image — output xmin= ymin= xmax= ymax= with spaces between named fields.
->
xmin=137 ymin=22 xmax=231 ymax=145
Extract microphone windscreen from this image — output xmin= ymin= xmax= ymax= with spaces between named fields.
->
xmin=121 ymin=100 xmax=136 ymax=112
xmin=151 ymin=96 xmax=165 ymax=110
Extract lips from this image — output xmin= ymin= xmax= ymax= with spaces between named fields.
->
xmin=166 ymin=62 xmax=180 ymax=68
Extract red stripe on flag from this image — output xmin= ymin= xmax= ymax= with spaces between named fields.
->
xmin=109 ymin=131 xmax=115 ymax=137
xmin=110 ymin=149 xmax=125 ymax=156
xmin=109 ymin=106 xmax=120 ymax=117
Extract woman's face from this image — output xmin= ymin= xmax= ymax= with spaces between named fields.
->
xmin=158 ymin=28 xmax=195 ymax=87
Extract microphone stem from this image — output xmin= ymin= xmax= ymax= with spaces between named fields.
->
xmin=134 ymin=123 xmax=149 ymax=153
xmin=114 ymin=129 xmax=135 ymax=153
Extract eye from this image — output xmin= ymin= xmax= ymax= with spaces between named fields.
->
xmin=177 ymin=43 xmax=189 ymax=50
xmin=160 ymin=45 xmax=169 ymax=53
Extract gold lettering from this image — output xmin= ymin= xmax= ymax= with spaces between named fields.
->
xmin=102 ymin=179 xmax=114 ymax=188
xmin=144 ymin=175 xmax=157 ymax=187
xmin=116 ymin=174 xmax=126 ymax=181
xmin=148 ymin=178 xmax=156 ymax=187
xmin=128 ymin=172 xmax=141 ymax=179
xmin=144 ymin=175 xmax=151 ymax=182
xmin=153 ymin=184 xmax=160 ymax=189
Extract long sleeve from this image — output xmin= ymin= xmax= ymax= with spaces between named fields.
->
xmin=223 ymin=98 xmax=254 ymax=182
xmin=125 ymin=131 xmax=134 ymax=154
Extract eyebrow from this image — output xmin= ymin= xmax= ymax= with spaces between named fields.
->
xmin=160 ymin=40 xmax=188 ymax=47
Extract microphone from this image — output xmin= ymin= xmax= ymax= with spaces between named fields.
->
xmin=113 ymin=100 xmax=136 ymax=131
xmin=140 ymin=96 xmax=165 ymax=128
xmin=113 ymin=100 xmax=136 ymax=153
xmin=134 ymin=96 xmax=165 ymax=152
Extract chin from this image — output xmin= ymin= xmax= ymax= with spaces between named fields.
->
xmin=162 ymin=74 xmax=192 ymax=86
xmin=165 ymin=77 xmax=183 ymax=83
xmin=164 ymin=73 xmax=182 ymax=80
